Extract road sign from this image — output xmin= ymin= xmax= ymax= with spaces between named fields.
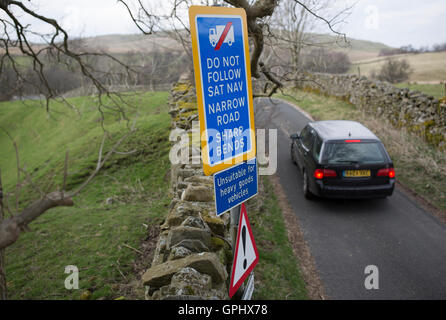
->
xmin=213 ymin=158 xmax=258 ymax=216
xmin=229 ymin=203 xmax=259 ymax=298
xmin=189 ymin=6 xmax=256 ymax=176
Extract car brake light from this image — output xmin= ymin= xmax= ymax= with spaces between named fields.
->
xmin=324 ymin=169 xmax=337 ymax=177
xmin=314 ymin=169 xmax=324 ymax=179
xmin=314 ymin=169 xmax=337 ymax=179
xmin=377 ymin=168 xmax=395 ymax=178
xmin=388 ymin=168 xmax=395 ymax=178
xmin=345 ymin=139 xmax=361 ymax=143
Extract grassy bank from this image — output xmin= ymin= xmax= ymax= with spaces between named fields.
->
xmin=394 ymin=83 xmax=446 ymax=99
xmin=1 ymin=92 xmax=171 ymax=299
xmin=277 ymin=90 xmax=446 ymax=212
xmin=247 ymin=176 xmax=308 ymax=300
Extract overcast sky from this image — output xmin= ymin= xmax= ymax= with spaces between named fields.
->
xmin=6 ymin=0 xmax=446 ymax=48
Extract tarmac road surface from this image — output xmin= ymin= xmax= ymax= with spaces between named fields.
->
xmin=255 ymin=97 xmax=446 ymax=299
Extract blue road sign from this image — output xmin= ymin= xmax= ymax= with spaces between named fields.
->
xmin=190 ymin=7 xmax=256 ymax=175
xmin=214 ymin=158 xmax=258 ymax=216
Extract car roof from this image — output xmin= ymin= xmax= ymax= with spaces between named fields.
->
xmin=309 ymin=120 xmax=380 ymax=141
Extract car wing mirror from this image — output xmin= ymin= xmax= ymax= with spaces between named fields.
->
xmin=290 ymin=133 xmax=299 ymax=140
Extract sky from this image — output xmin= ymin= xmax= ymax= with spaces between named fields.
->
xmin=4 ymin=0 xmax=446 ymax=48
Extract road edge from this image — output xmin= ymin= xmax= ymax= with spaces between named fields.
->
xmin=269 ymin=175 xmax=327 ymax=300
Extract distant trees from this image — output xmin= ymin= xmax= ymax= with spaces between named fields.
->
xmin=301 ymin=48 xmax=351 ymax=74
xmin=379 ymin=42 xmax=446 ymax=56
xmin=371 ymin=59 xmax=412 ymax=84
xmin=432 ymin=42 xmax=446 ymax=52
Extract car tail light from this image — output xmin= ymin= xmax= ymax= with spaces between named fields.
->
xmin=377 ymin=167 xmax=395 ymax=178
xmin=314 ymin=169 xmax=337 ymax=179
xmin=314 ymin=169 xmax=324 ymax=179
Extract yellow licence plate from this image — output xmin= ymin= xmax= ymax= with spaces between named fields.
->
xmin=344 ymin=170 xmax=371 ymax=177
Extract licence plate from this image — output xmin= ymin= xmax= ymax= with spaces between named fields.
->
xmin=344 ymin=170 xmax=371 ymax=177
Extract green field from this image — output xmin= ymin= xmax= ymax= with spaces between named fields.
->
xmin=350 ymin=51 xmax=446 ymax=82
xmin=277 ymin=90 xmax=446 ymax=212
xmin=1 ymin=92 xmax=171 ymax=299
xmin=394 ymin=83 xmax=446 ymax=99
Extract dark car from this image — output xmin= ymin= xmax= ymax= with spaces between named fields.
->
xmin=290 ymin=120 xmax=395 ymax=199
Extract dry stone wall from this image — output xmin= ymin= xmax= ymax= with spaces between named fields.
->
xmin=141 ymin=81 xmax=232 ymax=300
xmin=297 ymin=73 xmax=446 ymax=150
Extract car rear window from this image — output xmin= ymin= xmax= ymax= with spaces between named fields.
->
xmin=322 ymin=142 xmax=386 ymax=165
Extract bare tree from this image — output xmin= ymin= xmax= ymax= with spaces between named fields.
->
xmin=0 ymin=1 xmax=141 ymax=299
xmin=120 ymin=0 xmax=350 ymax=97
xmin=0 ymin=0 xmax=136 ymax=118
xmin=371 ymin=59 xmax=413 ymax=84
xmin=269 ymin=0 xmax=318 ymax=77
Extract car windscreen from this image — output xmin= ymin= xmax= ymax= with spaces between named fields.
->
xmin=322 ymin=141 xmax=387 ymax=165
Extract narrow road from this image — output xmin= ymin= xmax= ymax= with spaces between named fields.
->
xmin=255 ymin=97 xmax=446 ymax=299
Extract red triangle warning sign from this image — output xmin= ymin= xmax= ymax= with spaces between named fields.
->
xmin=229 ymin=203 xmax=259 ymax=298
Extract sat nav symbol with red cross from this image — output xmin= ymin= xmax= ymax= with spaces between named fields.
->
xmin=209 ymin=22 xmax=234 ymax=50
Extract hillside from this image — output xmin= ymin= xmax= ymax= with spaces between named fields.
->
xmin=305 ymin=33 xmax=392 ymax=62
xmin=349 ymin=51 xmax=446 ymax=82
xmin=77 ymin=32 xmax=391 ymax=62
xmin=0 ymin=92 xmax=172 ymax=299
xmin=80 ymin=33 xmax=182 ymax=54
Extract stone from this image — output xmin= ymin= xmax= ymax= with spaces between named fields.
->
xmin=167 ymin=226 xmax=211 ymax=250
xmin=161 ymin=200 xmax=213 ymax=229
xmin=172 ymin=239 xmax=210 ymax=253
xmin=171 ymin=267 xmax=212 ymax=290
xmin=169 ymin=246 xmax=192 ymax=260
xmin=181 ymin=185 xmax=214 ymax=202
xmin=202 ymin=213 xmax=226 ymax=237
xmin=181 ymin=216 xmax=206 ymax=229
xmin=141 ymin=252 xmax=228 ymax=288
xmin=151 ymin=231 xmax=170 ymax=266
xmin=184 ymin=175 xmax=213 ymax=185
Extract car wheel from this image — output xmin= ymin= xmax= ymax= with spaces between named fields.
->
xmin=302 ymin=169 xmax=314 ymax=200
xmin=290 ymin=144 xmax=297 ymax=165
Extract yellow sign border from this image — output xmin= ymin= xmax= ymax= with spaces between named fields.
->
xmin=189 ymin=6 xmax=256 ymax=176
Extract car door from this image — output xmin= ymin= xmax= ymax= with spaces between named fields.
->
xmin=296 ymin=125 xmax=314 ymax=170
xmin=302 ymin=128 xmax=316 ymax=174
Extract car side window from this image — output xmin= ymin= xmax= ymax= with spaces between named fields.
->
xmin=312 ymin=135 xmax=323 ymax=161
xmin=301 ymin=126 xmax=314 ymax=151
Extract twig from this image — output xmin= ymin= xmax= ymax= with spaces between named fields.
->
xmin=122 ymin=243 xmax=143 ymax=255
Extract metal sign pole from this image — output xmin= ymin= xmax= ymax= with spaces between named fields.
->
xmin=230 ymin=204 xmax=241 ymax=256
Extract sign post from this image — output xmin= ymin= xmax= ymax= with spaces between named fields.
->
xmin=189 ymin=6 xmax=258 ymax=300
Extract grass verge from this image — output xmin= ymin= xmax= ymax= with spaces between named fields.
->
xmin=247 ymin=176 xmax=308 ymax=300
xmin=1 ymin=91 xmax=171 ymax=299
xmin=277 ymin=90 xmax=446 ymax=213
xmin=394 ymin=83 xmax=446 ymax=99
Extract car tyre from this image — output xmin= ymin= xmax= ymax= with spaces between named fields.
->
xmin=302 ymin=169 xmax=314 ymax=200
xmin=290 ymin=144 xmax=297 ymax=165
